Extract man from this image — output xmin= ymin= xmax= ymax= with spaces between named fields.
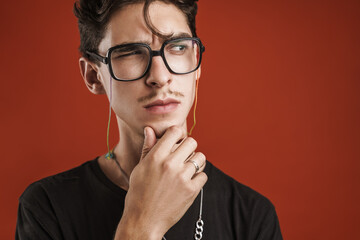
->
xmin=16 ymin=0 xmax=282 ymax=239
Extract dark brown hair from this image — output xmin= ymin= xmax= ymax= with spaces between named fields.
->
xmin=73 ymin=0 xmax=199 ymax=63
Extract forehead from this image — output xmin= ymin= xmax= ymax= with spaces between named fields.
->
xmin=99 ymin=2 xmax=191 ymax=51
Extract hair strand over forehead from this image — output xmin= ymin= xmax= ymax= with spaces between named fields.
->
xmin=73 ymin=0 xmax=198 ymax=64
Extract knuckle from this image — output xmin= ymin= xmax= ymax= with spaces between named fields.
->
xmin=202 ymin=160 xmax=207 ymax=169
xmin=200 ymin=172 xmax=208 ymax=183
xmin=179 ymin=174 xmax=188 ymax=184
xmin=162 ymin=160 xmax=174 ymax=172
xmin=170 ymin=126 xmax=182 ymax=136
xmin=186 ymin=137 xmax=197 ymax=148
xmin=151 ymin=151 xmax=163 ymax=162
xmin=196 ymin=152 xmax=205 ymax=160
xmin=193 ymin=172 xmax=208 ymax=187
xmin=141 ymin=147 xmax=150 ymax=156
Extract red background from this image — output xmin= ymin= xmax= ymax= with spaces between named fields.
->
xmin=1 ymin=0 xmax=359 ymax=239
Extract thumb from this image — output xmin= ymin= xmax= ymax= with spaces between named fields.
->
xmin=140 ymin=126 xmax=157 ymax=160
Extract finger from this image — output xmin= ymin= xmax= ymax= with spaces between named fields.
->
xmin=191 ymin=172 xmax=208 ymax=190
xmin=183 ymin=152 xmax=206 ymax=178
xmin=151 ymin=126 xmax=187 ymax=156
xmin=140 ymin=126 xmax=157 ymax=160
xmin=171 ymin=137 xmax=198 ymax=163
xmin=170 ymin=137 xmax=187 ymax=153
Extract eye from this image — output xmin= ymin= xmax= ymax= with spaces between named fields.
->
xmin=171 ymin=44 xmax=186 ymax=51
xmin=166 ymin=43 xmax=188 ymax=55
xmin=112 ymin=46 xmax=147 ymax=60
xmin=116 ymin=50 xmax=142 ymax=58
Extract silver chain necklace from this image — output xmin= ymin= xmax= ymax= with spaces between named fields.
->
xmin=106 ymin=151 xmax=204 ymax=240
xmin=162 ymin=187 xmax=204 ymax=240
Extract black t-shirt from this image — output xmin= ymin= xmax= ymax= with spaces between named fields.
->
xmin=16 ymin=158 xmax=282 ymax=240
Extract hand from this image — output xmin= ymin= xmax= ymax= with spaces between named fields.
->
xmin=116 ymin=126 xmax=207 ymax=240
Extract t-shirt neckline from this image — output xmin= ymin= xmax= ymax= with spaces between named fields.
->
xmin=90 ymin=156 xmax=128 ymax=197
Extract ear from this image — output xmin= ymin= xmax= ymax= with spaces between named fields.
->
xmin=79 ymin=57 xmax=106 ymax=95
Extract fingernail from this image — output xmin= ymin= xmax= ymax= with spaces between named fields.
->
xmin=144 ymin=127 xmax=147 ymax=138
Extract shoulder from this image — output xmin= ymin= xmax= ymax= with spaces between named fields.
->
xmin=19 ymin=159 xmax=96 ymax=207
xmin=204 ymin=161 xmax=276 ymax=213
xmin=204 ymin=161 xmax=282 ymax=239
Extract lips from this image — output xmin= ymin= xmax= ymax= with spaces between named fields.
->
xmin=144 ymin=98 xmax=180 ymax=108
xmin=144 ymin=98 xmax=180 ymax=114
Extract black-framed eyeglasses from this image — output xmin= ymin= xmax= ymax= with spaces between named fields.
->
xmin=86 ymin=37 xmax=205 ymax=81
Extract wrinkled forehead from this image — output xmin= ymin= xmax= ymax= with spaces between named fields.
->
xmin=99 ymin=2 xmax=191 ymax=53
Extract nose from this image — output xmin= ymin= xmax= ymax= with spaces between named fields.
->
xmin=145 ymin=55 xmax=172 ymax=88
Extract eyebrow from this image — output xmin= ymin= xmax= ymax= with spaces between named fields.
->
xmin=164 ymin=32 xmax=192 ymax=41
xmin=115 ymin=32 xmax=193 ymax=46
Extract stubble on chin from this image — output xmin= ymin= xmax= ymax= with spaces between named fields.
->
xmin=150 ymin=122 xmax=187 ymax=140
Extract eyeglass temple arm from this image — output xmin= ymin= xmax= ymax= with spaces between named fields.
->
xmin=85 ymin=51 xmax=109 ymax=64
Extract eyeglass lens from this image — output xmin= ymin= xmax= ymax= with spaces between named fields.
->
xmin=110 ymin=39 xmax=200 ymax=81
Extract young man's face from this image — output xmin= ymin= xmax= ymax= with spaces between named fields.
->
xmin=95 ymin=2 xmax=198 ymax=138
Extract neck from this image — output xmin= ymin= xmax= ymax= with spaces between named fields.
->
xmin=113 ymin=122 xmax=144 ymax=179
xmin=98 ymin=118 xmax=144 ymax=191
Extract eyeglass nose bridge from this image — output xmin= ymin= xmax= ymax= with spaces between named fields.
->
xmin=151 ymin=50 xmax=162 ymax=57
xmin=147 ymin=49 xmax=174 ymax=74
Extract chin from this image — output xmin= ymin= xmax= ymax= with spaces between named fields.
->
xmin=153 ymin=128 xmax=167 ymax=139
xmin=148 ymin=121 xmax=187 ymax=139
